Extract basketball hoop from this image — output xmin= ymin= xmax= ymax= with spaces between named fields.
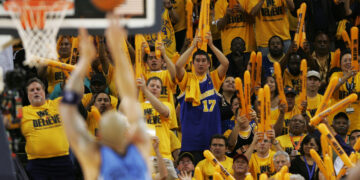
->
xmin=4 ymin=0 xmax=73 ymax=66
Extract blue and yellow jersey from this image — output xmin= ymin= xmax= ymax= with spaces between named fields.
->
xmin=177 ymin=70 xmax=224 ymax=151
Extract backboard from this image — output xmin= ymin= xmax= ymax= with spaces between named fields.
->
xmin=0 ymin=0 xmax=162 ymax=36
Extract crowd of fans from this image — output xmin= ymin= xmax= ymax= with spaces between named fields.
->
xmin=2 ymin=0 xmax=360 ymax=179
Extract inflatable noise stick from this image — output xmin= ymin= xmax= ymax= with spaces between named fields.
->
xmin=185 ymin=0 xmax=193 ymax=41
xmin=259 ymin=173 xmax=268 ymax=180
xmin=284 ymin=173 xmax=291 ymax=180
xmin=235 ymin=77 xmax=246 ymax=116
xmin=229 ymin=0 xmax=238 ymax=8
xmin=250 ymin=51 xmax=257 ymax=90
xmin=139 ymin=34 xmax=150 ymax=54
xmin=317 ymin=123 xmax=354 ymax=168
xmin=203 ymin=150 xmax=235 ymax=180
xmin=338 ymin=153 xmax=358 ymax=179
xmin=310 ymin=149 xmax=328 ymax=179
xmin=298 ymin=59 xmax=307 ymax=108
xmin=155 ymin=32 xmax=162 ymax=59
xmin=255 ymin=52 xmax=262 ymax=94
xmin=321 ymin=134 xmax=329 ymax=157
xmin=353 ymin=137 xmax=360 ymax=151
xmin=314 ymin=76 xmax=338 ymax=117
xmin=294 ymin=3 xmax=306 ymax=49
xmin=273 ymin=165 xmax=288 ymax=180
xmin=245 ymin=174 xmax=254 ymax=180
xmin=194 ymin=167 xmax=203 ymax=180
xmin=34 ymin=58 xmax=75 ymax=72
xmin=258 ymin=88 xmax=265 ymax=132
xmin=324 ymin=154 xmax=336 ymax=180
xmin=244 ymin=71 xmax=251 ymax=118
xmin=310 ymin=93 xmax=358 ymax=126
xmin=330 ymin=49 xmax=341 ymax=69
xmin=264 ymin=85 xmax=271 ymax=131
xmin=213 ymin=172 xmax=223 ymax=180
xmin=351 ymin=27 xmax=359 ymax=71
xmin=273 ymin=62 xmax=287 ymax=109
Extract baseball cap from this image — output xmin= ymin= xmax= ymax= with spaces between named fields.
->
xmin=91 ymin=73 xmax=106 ymax=85
xmin=177 ymin=152 xmax=194 ymax=165
xmin=233 ymin=154 xmax=249 ymax=164
xmin=307 ymin=70 xmax=321 ymax=80
xmin=284 ymin=86 xmax=297 ymax=95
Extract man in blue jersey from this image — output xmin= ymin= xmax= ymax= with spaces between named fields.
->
xmin=175 ymin=32 xmax=229 ymax=164
xmin=59 ymin=24 xmax=150 ymax=179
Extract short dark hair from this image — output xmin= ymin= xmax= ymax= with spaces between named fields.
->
xmin=192 ymin=49 xmax=210 ymax=63
xmin=144 ymin=45 xmax=157 ymax=62
xmin=210 ymin=134 xmax=228 ymax=147
xmin=93 ymin=92 xmax=111 ymax=102
xmin=26 ymin=77 xmax=46 ymax=92
xmin=333 ymin=112 xmax=349 ymax=123
xmin=146 ymin=76 xmax=163 ymax=87
xmin=299 ymin=134 xmax=321 ymax=155
xmin=268 ymin=35 xmax=284 ymax=47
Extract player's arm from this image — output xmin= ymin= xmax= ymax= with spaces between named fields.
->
xmin=207 ymin=32 xmax=229 ymax=79
xmin=59 ymin=28 xmax=99 ymax=165
xmin=250 ymin=0 xmax=265 ymax=16
xmin=158 ymin=41 xmax=176 ymax=82
xmin=175 ymin=35 xmax=201 ymax=81
xmin=137 ymin=77 xmax=170 ymax=118
xmin=105 ymin=17 xmax=148 ymax=145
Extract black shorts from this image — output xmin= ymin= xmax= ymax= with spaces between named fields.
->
xmin=26 ymin=155 xmax=75 ymax=180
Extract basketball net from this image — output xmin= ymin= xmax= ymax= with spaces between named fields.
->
xmin=4 ymin=0 xmax=73 ymax=67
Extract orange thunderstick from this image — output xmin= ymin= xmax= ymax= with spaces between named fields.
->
xmin=264 ymin=85 xmax=271 ymax=131
xmin=255 ymin=52 xmax=262 ymax=93
xmin=250 ymin=51 xmax=256 ymax=90
xmin=351 ymin=27 xmax=359 ymax=71
xmin=203 ymin=150 xmax=235 ymax=180
xmin=342 ymin=30 xmax=352 ymax=49
xmin=294 ymin=3 xmax=306 ymax=50
xmin=299 ymin=59 xmax=307 ymax=107
xmin=155 ymin=32 xmax=162 ymax=59
xmin=273 ymin=62 xmax=287 ymax=109
xmin=186 ymin=0 xmax=193 ymax=41
xmin=244 ymin=71 xmax=251 ymax=118
xmin=258 ymin=88 xmax=265 ymax=132
xmin=310 ymin=93 xmax=358 ymax=126
xmin=330 ymin=49 xmax=341 ymax=69
xmin=235 ymin=77 xmax=246 ymax=115
xmin=314 ymin=75 xmax=338 ymax=117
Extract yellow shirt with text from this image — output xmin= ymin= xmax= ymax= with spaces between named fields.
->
xmin=46 ymin=58 xmax=70 ymax=94
xmin=248 ymin=0 xmax=290 ymax=47
xmin=296 ymin=94 xmax=324 ymax=118
xmin=329 ymin=72 xmax=360 ymax=133
xmin=276 ymin=134 xmax=306 ymax=155
xmin=283 ymin=69 xmax=301 ymax=93
xmin=145 ymin=9 xmax=176 ymax=59
xmin=145 ymin=70 xmax=178 ymax=129
xmin=249 ymin=150 xmax=276 ymax=180
xmin=215 ymin=0 xmax=256 ymax=55
xmin=21 ymin=98 xmax=69 ymax=160
xmin=270 ymin=105 xmax=304 ymax=135
xmin=196 ymin=156 xmax=234 ymax=180
xmin=142 ymin=101 xmax=173 ymax=160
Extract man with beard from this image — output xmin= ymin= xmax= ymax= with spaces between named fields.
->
xmin=81 ymin=73 xmax=118 ymax=110
xmin=196 ymin=135 xmax=233 ymax=179
xmin=226 ymin=37 xmax=250 ymax=79
xmin=283 ymin=52 xmax=302 ymax=93
xmin=263 ymin=36 xmax=285 ymax=77
xmin=276 ymin=114 xmax=307 ymax=157
xmin=232 ymin=154 xmax=249 ymax=180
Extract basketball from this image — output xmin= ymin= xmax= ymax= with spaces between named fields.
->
xmin=91 ymin=0 xmax=125 ymax=12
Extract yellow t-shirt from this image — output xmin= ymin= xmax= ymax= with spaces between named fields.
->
xmin=172 ymin=0 xmax=186 ymax=32
xmin=283 ymin=69 xmax=301 ymax=93
xmin=214 ymin=0 xmax=256 ymax=54
xmin=82 ymin=93 xmax=118 ymax=109
xmin=170 ymin=130 xmax=181 ymax=152
xmin=86 ymin=106 xmax=101 ymax=136
xmin=295 ymin=94 xmax=324 ymax=118
xmin=270 ymin=105 xmax=303 ymax=135
xmin=46 ymin=58 xmax=70 ymax=94
xmin=196 ymin=156 xmax=234 ymax=180
xmin=248 ymin=0 xmax=290 ymax=47
xmin=142 ymin=101 xmax=173 ymax=160
xmin=145 ymin=70 xmax=178 ymax=129
xmin=329 ymin=72 xmax=360 ymax=133
xmin=276 ymin=134 xmax=306 ymax=155
xmin=145 ymin=9 xmax=176 ymax=59
xmin=249 ymin=151 xmax=276 ymax=180
xmin=21 ymin=98 xmax=69 ymax=160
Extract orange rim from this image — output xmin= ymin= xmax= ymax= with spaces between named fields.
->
xmin=4 ymin=0 xmax=74 ymax=12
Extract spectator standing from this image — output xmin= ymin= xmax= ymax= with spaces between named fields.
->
xmin=225 ymin=37 xmax=251 ymax=79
